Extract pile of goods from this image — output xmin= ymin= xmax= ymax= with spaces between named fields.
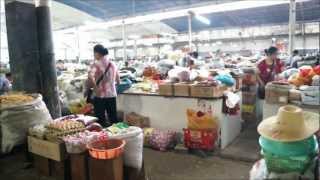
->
xmin=250 ymin=105 xmax=319 ymax=180
xmin=0 ymin=93 xmax=34 ymax=106
xmin=28 ymin=115 xmax=99 ymax=142
xmin=68 ymin=99 xmax=93 ymax=115
xmin=241 ymin=67 xmax=258 ymax=122
xmin=265 ymin=65 xmax=320 ymax=106
xmin=1 ymin=93 xmax=51 ymax=153
xmin=183 ymin=105 xmax=218 ymax=151
xmin=288 ymin=65 xmax=320 ymax=87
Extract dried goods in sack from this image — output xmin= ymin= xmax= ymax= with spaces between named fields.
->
xmin=0 ymin=93 xmax=52 ymax=153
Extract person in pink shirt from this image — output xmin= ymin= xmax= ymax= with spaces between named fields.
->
xmin=87 ymin=44 xmax=120 ymax=126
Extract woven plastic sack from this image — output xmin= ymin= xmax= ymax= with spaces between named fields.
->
xmin=0 ymin=94 xmax=52 ymax=153
xmin=110 ymin=126 xmax=144 ymax=170
xmin=149 ymin=129 xmax=177 ymax=151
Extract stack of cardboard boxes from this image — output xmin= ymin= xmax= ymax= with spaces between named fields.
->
xmin=241 ymin=68 xmax=258 ymax=123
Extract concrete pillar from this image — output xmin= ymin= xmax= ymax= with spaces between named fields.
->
xmin=5 ymin=0 xmax=41 ymax=92
xmin=122 ymin=20 xmax=127 ymax=61
xmin=35 ymin=0 xmax=61 ymax=118
xmin=288 ymin=0 xmax=296 ymax=55
xmin=188 ymin=13 xmax=192 ymax=51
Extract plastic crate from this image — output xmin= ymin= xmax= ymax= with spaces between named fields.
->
xmin=262 ymin=149 xmax=316 ymax=173
xmin=183 ymin=128 xmax=217 ymax=150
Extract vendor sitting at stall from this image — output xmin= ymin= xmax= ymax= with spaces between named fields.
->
xmin=0 ymin=72 xmax=12 ymax=95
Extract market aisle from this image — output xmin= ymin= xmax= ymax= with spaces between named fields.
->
xmin=0 ymin=148 xmax=251 ymax=180
xmin=144 ymin=148 xmax=251 ymax=180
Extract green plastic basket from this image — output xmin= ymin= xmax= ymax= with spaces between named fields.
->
xmin=261 ymin=149 xmax=317 ymax=173
xmin=259 ymin=135 xmax=318 ymax=157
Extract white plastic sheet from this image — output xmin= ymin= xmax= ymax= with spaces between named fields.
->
xmin=0 ymin=94 xmax=52 ymax=153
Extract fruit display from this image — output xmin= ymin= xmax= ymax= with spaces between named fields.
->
xmin=0 ymin=93 xmax=34 ymax=105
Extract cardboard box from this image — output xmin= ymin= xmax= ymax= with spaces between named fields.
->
xmin=289 ymin=89 xmax=301 ymax=102
xmin=190 ymin=85 xmax=228 ymax=98
xmin=242 ymin=92 xmax=256 ymax=105
xmin=265 ymin=84 xmax=290 ymax=104
xmin=125 ymin=112 xmax=150 ymax=128
xmin=28 ymin=136 xmax=66 ymax=161
xmin=174 ymin=83 xmax=191 ymax=97
xmin=234 ymin=76 xmax=243 ymax=90
xmin=158 ymin=83 xmax=174 ymax=96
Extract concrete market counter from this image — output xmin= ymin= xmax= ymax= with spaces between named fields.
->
xmin=117 ymin=92 xmax=242 ymax=149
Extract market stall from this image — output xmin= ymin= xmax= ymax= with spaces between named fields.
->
xmin=118 ymin=90 xmax=242 ymax=149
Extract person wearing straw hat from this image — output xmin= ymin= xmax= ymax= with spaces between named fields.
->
xmin=258 ymin=105 xmax=319 ymax=142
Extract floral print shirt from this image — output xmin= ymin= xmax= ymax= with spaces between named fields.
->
xmin=88 ymin=57 xmax=118 ymax=98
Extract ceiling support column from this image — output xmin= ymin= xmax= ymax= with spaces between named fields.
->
xmin=35 ymin=0 xmax=61 ymax=118
xmin=288 ymin=0 xmax=296 ymax=55
xmin=122 ymin=20 xmax=127 ymax=62
xmin=5 ymin=0 xmax=41 ymax=92
xmin=188 ymin=12 xmax=192 ymax=51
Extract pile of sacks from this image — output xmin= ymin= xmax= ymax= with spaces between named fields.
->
xmin=250 ymin=105 xmax=319 ymax=180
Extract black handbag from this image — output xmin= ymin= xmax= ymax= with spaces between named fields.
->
xmin=257 ymin=85 xmax=266 ymax=99
xmin=86 ymin=63 xmax=112 ymax=103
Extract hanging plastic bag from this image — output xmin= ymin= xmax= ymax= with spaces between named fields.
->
xmin=186 ymin=109 xmax=218 ymax=130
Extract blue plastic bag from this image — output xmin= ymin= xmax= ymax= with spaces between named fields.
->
xmin=214 ymin=74 xmax=235 ymax=86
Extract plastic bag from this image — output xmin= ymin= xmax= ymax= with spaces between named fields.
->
xmin=149 ymin=129 xmax=177 ymax=151
xmin=214 ymin=74 xmax=235 ymax=86
xmin=0 ymin=94 xmax=52 ymax=153
xmin=143 ymin=128 xmax=154 ymax=147
xmin=186 ymin=109 xmax=218 ymax=130
xmin=111 ymin=126 xmax=143 ymax=170
xmin=177 ymin=70 xmax=190 ymax=82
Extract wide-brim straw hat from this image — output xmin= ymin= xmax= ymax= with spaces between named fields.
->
xmin=258 ymin=105 xmax=319 ymax=142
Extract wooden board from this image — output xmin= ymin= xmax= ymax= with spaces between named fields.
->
xmin=28 ymin=136 xmax=65 ymax=161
